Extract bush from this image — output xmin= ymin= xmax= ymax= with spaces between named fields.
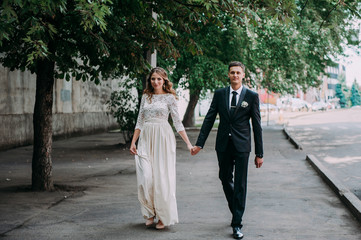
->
xmin=107 ymin=80 xmax=139 ymax=144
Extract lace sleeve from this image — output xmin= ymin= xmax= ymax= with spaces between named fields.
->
xmin=168 ymin=95 xmax=185 ymax=132
xmin=135 ymin=95 xmax=146 ymax=131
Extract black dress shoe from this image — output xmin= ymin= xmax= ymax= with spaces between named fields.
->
xmin=232 ymin=227 xmax=244 ymax=239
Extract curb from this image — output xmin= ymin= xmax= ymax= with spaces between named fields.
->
xmin=306 ymin=155 xmax=361 ymax=222
xmin=283 ymin=127 xmax=361 ymax=223
xmin=282 ymin=128 xmax=303 ymax=150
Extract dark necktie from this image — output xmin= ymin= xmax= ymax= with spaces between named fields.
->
xmin=230 ymin=91 xmax=237 ymax=115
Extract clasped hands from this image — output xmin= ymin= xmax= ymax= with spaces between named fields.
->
xmin=186 ymin=144 xmax=201 ymax=155
xmin=190 ymin=146 xmax=201 ymax=155
xmin=133 ymin=143 xmax=263 ymax=168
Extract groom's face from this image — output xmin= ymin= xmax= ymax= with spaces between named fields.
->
xmin=228 ymin=66 xmax=245 ymax=86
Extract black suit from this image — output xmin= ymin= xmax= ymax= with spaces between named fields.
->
xmin=196 ymin=86 xmax=263 ymax=228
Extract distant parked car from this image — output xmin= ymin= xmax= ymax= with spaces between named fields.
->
xmin=325 ymin=102 xmax=334 ymax=110
xmin=260 ymin=103 xmax=279 ymax=113
xmin=312 ymin=101 xmax=327 ymax=111
xmin=290 ymin=98 xmax=311 ymax=112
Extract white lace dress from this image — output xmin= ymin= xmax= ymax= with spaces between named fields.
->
xmin=134 ymin=93 xmax=184 ymax=226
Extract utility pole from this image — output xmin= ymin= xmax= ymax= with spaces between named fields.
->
xmin=146 ymin=10 xmax=157 ymax=68
xmin=141 ymin=9 xmax=157 ymax=93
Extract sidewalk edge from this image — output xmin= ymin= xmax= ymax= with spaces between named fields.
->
xmin=283 ymin=127 xmax=361 ymax=223
xmin=306 ymin=154 xmax=361 ymax=223
xmin=282 ymin=128 xmax=303 ymax=150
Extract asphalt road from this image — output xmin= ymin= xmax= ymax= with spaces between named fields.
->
xmin=285 ymin=108 xmax=361 ymax=200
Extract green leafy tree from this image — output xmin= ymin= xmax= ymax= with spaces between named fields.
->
xmin=337 ymin=72 xmax=351 ymax=107
xmin=160 ymin=1 xmax=360 ymax=126
xmin=350 ymin=80 xmax=361 ymax=106
xmin=335 ymin=83 xmax=347 ymax=108
xmin=2 ymin=0 xmax=360 ymax=189
xmin=0 ymin=0 xmax=113 ymax=191
xmin=251 ymin=1 xmax=361 ymax=94
xmin=160 ymin=6 xmax=298 ymax=126
xmin=165 ymin=17 xmax=240 ymax=126
xmin=0 ymin=0 xmax=251 ymax=190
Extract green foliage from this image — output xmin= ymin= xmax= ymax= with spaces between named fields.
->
xmin=165 ymin=19 xmax=232 ymax=97
xmin=107 ymin=79 xmax=139 ymax=143
xmin=98 ymin=0 xmax=252 ymax=82
xmin=3 ymin=0 xmax=358 ymax=91
xmin=337 ymin=72 xmax=352 ymax=107
xmin=160 ymin=1 xmax=361 ymax=98
xmin=251 ymin=0 xmax=360 ymax=94
xmin=0 ymin=0 xmax=112 ymax=83
xmin=160 ymin=13 xmax=260 ymax=97
xmin=350 ymin=80 xmax=361 ymax=106
xmin=1 ymin=0 xmax=361 ymax=118
xmin=335 ymin=83 xmax=348 ymax=108
xmin=1 ymin=0 xmax=228 ymax=83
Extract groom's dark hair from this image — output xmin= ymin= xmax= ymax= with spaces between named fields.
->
xmin=228 ymin=61 xmax=245 ymax=72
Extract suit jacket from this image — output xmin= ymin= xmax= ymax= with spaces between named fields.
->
xmin=196 ymin=86 xmax=263 ymax=154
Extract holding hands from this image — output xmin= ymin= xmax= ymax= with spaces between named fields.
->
xmin=184 ymin=144 xmax=202 ymax=155
xmin=191 ymin=146 xmax=201 ymax=155
xmin=186 ymin=142 xmax=201 ymax=155
xmin=187 ymin=143 xmax=193 ymax=153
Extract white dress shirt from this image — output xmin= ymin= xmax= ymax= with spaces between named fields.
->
xmin=229 ymin=85 xmax=243 ymax=109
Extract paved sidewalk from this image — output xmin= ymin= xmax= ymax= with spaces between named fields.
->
xmin=0 ymin=127 xmax=360 ymax=239
xmin=282 ymin=109 xmax=361 ymax=222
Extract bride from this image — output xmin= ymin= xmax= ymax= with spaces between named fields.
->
xmin=129 ymin=67 xmax=193 ymax=229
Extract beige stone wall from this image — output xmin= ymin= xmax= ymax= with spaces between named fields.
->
xmin=0 ymin=65 xmax=121 ymax=150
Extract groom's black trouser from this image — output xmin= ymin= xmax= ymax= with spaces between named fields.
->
xmin=216 ymin=137 xmax=249 ymax=228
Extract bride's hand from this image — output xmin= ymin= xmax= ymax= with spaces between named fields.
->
xmin=130 ymin=143 xmax=137 ymax=155
xmin=187 ymin=144 xmax=193 ymax=153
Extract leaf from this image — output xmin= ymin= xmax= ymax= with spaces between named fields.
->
xmin=58 ymin=72 xmax=65 ymax=79
xmin=76 ymin=73 xmax=82 ymax=81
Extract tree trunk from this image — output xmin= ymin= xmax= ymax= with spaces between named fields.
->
xmin=182 ymin=90 xmax=200 ymax=127
xmin=32 ymin=58 xmax=55 ymax=191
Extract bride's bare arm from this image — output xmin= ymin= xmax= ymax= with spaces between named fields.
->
xmin=178 ymin=130 xmax=193 ymax=152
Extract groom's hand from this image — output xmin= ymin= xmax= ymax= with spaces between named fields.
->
xmin=255 ymin=156 xmax=263 ymax=168
xmin=191 ymin=146 xmax=201 ymax=155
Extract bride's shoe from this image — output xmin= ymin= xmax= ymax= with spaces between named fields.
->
xmin=145 ymin=217 xmax=154 ymax=226
xmin=155 ymin=220 xmax=165 ymax=230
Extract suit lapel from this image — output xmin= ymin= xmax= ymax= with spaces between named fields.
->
xmin=225 ymin=86 xmax=230 ymax=117
xmin=234 ymin=86 xmax=247 ymax=115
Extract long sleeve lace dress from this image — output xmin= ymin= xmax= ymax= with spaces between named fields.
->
xmin=134 ymin=93 xmax=184 ymax=226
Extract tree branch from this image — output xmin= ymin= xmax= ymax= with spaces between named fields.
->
xmin=299 ymin=0 xmax=309 ymax=18
xmin=319 ymin=0 xmax=341 ymax=32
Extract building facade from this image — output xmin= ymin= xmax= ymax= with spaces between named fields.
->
xmin=304 ymin=62 xmax=346 ymax=107
xmin=0 ymin=65 xmax=121 ymax=150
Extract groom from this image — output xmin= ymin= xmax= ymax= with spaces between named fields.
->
xmin=191 ymin=61 xmax=263 ymax=239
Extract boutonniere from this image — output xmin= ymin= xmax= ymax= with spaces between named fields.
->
xmin=241 ymin=101 xmax=248 ymax=108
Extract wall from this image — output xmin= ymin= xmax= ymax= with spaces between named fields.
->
xmin=0 ymin=65 xmax=121 ymax=150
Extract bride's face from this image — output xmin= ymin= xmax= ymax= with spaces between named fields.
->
xmin=150 ymin=72 xmax=165 ymax=92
